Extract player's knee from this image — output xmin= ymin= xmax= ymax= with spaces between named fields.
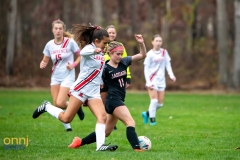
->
xmin=96 ymin=113 xmax=107 ymax=123
xmin=125 ymin=119 xmax=135 ymax=127
xmin=61 ymin=116 xmax=73 ymax=123
xmin=55 ymin=101 xmax=66 ymax=109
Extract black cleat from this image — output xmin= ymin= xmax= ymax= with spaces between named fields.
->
xmin=32 ymin=101 xmax=49 ymax=119
xmin=66 ymin=128 xmax=73 ymax=132
xmin=77 ymin=106 xmax=85 ymax=120
xmin=113 ymin=126 xmax=117 ymax=131
xmin=97 ymin=144 xmax=118 ymax=151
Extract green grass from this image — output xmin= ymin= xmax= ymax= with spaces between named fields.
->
xmin=0 ymin=89 xmax=240 ymax=160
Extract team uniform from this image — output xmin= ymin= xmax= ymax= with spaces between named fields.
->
xmin=101 ymin=43 xmax=131 ymax=93
xmin=43 ymin=38 xmax=80 ymax=87
xmin=69 ymin=43 xmax=105 ymax=103
xmin=102 ymin=56 xmax=132 ymax=114
xmin=144 ymin=48 xmax=175 ymax=91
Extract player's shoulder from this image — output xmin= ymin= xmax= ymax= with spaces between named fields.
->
xmin=85 ymin=43 xmax=95 ymax=49
xmin=146 ymin=49 xmax=154 ymax=56
xmin=121 ymin=56 xmax=131 ymax=62
xmin=81 ymin=43 xmax=95 ymax=52
xmin=46 ymin=39 xmax=54 ymax=45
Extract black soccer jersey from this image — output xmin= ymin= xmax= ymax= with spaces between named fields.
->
xmin=102 ymin=56 xmax=132 ymax=101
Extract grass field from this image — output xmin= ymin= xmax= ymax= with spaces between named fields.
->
xmin=0 ymin=89 xmax=240 ymax=160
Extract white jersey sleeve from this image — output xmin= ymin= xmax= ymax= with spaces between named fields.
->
xmin=43 ymin=42 xmax=51 ymax=57
xmin=165 ymin=50 xmax=175 ymax=79
xmin=144 ymin=50 xmax=153 ymax=86
xmin=80 ymin=44 xmax=95 ymax=56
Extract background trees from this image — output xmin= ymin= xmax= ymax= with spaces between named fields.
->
xmin=0 ymin=0 xmax=238 ymax=90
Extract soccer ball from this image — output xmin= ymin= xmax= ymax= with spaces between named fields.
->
xmin=138 ymin=136 xmax=151 ymax=150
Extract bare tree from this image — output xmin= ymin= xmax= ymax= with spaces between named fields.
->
xmin=216 ymin=0 xmax=228 ymax=86
xmin=92 ymin=0 xmax=102 ymax=26
xmin=16 ymin=13 xmax=22 ymax=58
xmin=233 ymin=0 xmax=240 ymax=89
xmin=6 ymin=0 xmax=17 ymax=75
xmin=63 ymin=0 xmax=70 ymax=29
xmin=130 ymin=0 xmax=137 ymax=33
xmin=161 ymin=0 xmax=171 ymax=48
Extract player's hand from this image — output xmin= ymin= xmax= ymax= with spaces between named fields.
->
xmin=146 ymin=84 xmax=154 ymax=90
xmin=100 ymin=84 xmax=104 ymax=89
xmin=171 ymin=77 xmax=176 ymax=83
xmin=135 ymin=34 xmax=144 ymax=44
xmin=126 ymin=83 xmax=130 ymax=88
xmin=67 ymin=62 xmax=74 ymax=70
xmin=40 ymin=61 xmax=47 ymax=69
xmin=94 ymin=48 xmax=102 ymax=54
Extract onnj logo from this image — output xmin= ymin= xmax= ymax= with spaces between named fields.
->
xmin=3 ymin=135 xmax=29 ymax=150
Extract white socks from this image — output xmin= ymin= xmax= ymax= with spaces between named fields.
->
xmin=62 ymin=122 xmax=71 ymax=130
xmin=45 ymin=103 xmax=64 ymax=119
xmin=157 ymin=103 xmax=163 ymax=110
xmin=62 ymin=109 xmax=71 ymax=130
xmin=148 ymin=99 xmax=158 ymax=118
xmin=95 ymin=123 xmax=106 ymax=150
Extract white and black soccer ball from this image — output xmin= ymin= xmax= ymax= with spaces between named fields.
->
xmin=138 ymin=136 xmax=151 ymax=150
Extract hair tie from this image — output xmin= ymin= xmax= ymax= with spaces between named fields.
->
xmin=53 ymin=18 xmax=60 ymax=22
xmin=89 ymin=23 xmax=101 ymax=30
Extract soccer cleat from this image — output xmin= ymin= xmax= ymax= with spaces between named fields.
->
xmin=66 ymin=128 xmax=73 ymax=132
xmin=97 ymin=144 xmax=118 ymax=151
xmin=150 ymin=122 xmax=156 ymax=126
xmin=113 ymin=126 xmax=117 ymax=131
xmin=32 ymin=101 xmax=50 ymax=119
xmin=68 ymin=137 xmax=82 ymax=148
xmin=77 ymin=106 xmax=85 ymax=120
xmin=134 ymin=148 xmax=144 ymax=152
xmin=141 ymin=112 xmax=148 ymax=124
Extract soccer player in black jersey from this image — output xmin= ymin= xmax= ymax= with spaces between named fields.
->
xmin=68 ymin=34 xmax=147 ymax=152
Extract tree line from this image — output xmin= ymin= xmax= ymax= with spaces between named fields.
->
xmin=1 ymin=0 xmax=240 ymax=91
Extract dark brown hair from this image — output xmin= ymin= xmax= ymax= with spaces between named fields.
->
xmin=71 ymin=24 xmax=109 ymax=49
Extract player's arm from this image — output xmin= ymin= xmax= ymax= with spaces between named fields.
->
xmin=131 ymin=34 xmax=146 ymax=62
xmin=40 ymin=55 xmax=50 ymax=69
xmin=165 ymin=51 xmax=176 ymax=82
xmin=68 ymin=40 xmax=81 ymax=69
xmin=67 ymin=51 xmax=81 ymax=70
xmin=80 ymin=45 xmax=101 ymax=56
xmin=121 ymin=44 xmax=132 ymax=84
xmin=143 ymin=55 xmax=154 ymax=88
xmin=74 ymin=51 xmax=81 ymax=66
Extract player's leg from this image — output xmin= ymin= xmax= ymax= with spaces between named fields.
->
xmin=33 ymin=94 xmax=82 ymax=123
xmin=56 ymin=86 xmax=74 ymax=131
xmin=48 ymin=84 xmax=71 ymax=131
xmin=114 ymin=106 xmax=143 ymax=151
xmin=68 ymin=114 xmax=118 ymax=149
xmin=55 ymin=86 xmax=69 ymax=108
xmin=105 ymin=114 xmax=118 ymax=136
xmin=142 ymin=88 xmax=158 ymax=125
xmin=62 ymin=78 xmax=85 ymax=121
xmin=87 ymin=98 xmax=107 ymax=150
xmin=157 ymin=90 xmax=165 ymax=110
xmin=101 ymin=91 xmax=118 ymax=131
xmin=51 ymin=84 xmax=60 ymax=107
xmin=87 ymin=98 xmax=118 ymax=151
